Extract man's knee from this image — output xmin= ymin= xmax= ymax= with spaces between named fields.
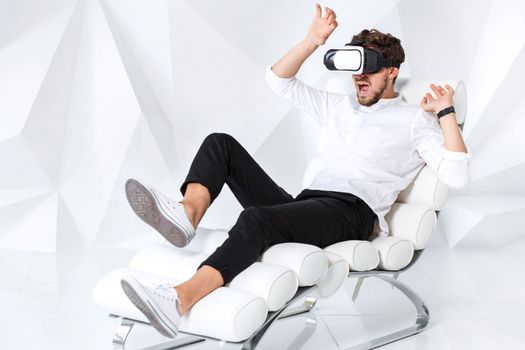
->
xmin=204 ymin=132 xmax=235 ymax=144
xmin=239 ymin=206 xmax=266 ymax=222
xmin=231 ymin=206 xmax=273 ymax=244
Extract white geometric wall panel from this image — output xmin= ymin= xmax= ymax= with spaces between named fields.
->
xmin=1 ymin=0 xmax=524 ymax=252
xmin=438 ymin=196 xmax=525 ymax=248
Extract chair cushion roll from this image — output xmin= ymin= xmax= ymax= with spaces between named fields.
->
xmin=324 ymin=240 xmax=379 ymax=271
xmin=316 ymin=252 xmax=349 ymax=298
xmin=129 ymin=244 xmax=207 ymax=281
xmin=385 ymin=203 xmax=437 ymax=250
xmin=397 ymin=166 xmax=448 ymax=210
xmin=181 ymin=286 xmax=267 ymax=342
xmin=371 ymin=236 xmax=414 ymax=270
xmin=228 ymin=262 xmax=298 ymax=311
xmin=92 ymin=268 xmax=268 ymax=342
xmin=260 ymin=243 xmax=328 ymax=286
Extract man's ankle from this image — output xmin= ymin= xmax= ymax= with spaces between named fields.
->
xmin=179 ymin=201 xmax=200 ymax=230
xmin=174 ymin=287 xmax=189 ymax=315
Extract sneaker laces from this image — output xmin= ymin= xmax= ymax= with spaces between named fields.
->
xmin=152 ymin=190 xmax=195 ymax=233
xmin=152 ymin=282 xmax=179 ymax=303
xmin=152 ymin=189 xmax=180 ymax=210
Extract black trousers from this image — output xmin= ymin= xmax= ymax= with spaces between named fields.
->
xmin=180 ymin=133 xmax=376 ymax=284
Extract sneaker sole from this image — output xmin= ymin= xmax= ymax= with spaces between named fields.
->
xmin=125 ymin=179 xmax=190 ymax=247
xmin=121 ymin=277 xmax=178 ymax=338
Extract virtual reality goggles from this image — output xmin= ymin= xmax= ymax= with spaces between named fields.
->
xmin=323 ymin=44 xmax=401 ymax=74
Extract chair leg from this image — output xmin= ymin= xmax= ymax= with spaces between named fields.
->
xmin=352 ymin=276 xmax=367 ymax=302
xmin=278 ymin=296 xmax=318 ymax=319
xmin=284 ymin=313 xmax=318 ymax=350
xmin=110 ymin=317 xmax=205 ymax=350
xmin=242 ymin=285 xmax=317 ymax=350
xmin=140 ymin=337 xmax=206 ymax=350
xmin=112 ymin=317 xmax=134 ymax=346
xmin=345 ymin=273 xmax=430 ymax=350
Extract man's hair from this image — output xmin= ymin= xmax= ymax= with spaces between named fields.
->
xmin=349 ymin=29 xmax=405 ymax=82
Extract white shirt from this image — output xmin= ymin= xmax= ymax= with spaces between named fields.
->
xmin=265 ymin=66 xmax=471 ymax=238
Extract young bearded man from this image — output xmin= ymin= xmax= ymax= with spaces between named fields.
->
xmin=120 ymin=4 xmax=470 ymax=338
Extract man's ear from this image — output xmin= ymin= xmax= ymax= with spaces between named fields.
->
xmin=388 ymin=67 xmax=399 ymax=80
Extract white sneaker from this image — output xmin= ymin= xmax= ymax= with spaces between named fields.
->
xmin=125 ymin=178 xmax=196 ymax=247
xmin=121 ymin=274 xmax=181 ymax=338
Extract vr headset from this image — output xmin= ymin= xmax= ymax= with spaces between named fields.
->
xmin=323 ymin=41 xmax=401 ymax=74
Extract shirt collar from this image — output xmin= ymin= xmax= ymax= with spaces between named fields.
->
xmin=351 ymin=92 xmax=403 ymax=113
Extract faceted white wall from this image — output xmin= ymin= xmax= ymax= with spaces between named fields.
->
xmin=1 ymin=0 xmax=524 ymax=252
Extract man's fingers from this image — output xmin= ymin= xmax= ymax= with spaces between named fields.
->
xmin=420 ymin=96 xmax=434 ymax=111
xmin=323 ymin=7 xmax=334 ymax=19
xmin=326 ymin=8 xmax=337 ymax=19
xmin=323 ymin=7 xmax=329 ymax=18
xmin=430 ymin=84 xmax=443 ymax=96
xmin=444 ymin=84 xmax=455 ymax=95
xmin=315 ymin=3 xmax=322 ymax=17
xmin=426 ymin=92 xmax=435 ymax=101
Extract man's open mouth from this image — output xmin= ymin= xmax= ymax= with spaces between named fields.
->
xmin=356 ymin=82 xmax=370 ymax=96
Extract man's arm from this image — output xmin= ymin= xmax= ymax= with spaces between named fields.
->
xmin=420 ymin=84 xmax=467 ymax=153
xmin=271 ymin=4 xmax=337 ymax=78
xmin=416 ymin=84 xmax=470 ymax=188
xmin=265 ymin=4 xmax=346 ymax=126
xmin=438 ymin=112 xmax=467 ymax=152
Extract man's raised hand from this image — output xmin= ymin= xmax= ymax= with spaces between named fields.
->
xmin=307 ymin=4 xmax=338 ymax=46
xmin=420 ymin=84 xmax=455 ymax=115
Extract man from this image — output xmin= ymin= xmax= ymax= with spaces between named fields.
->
xmin=120 ymin=4 xmax=470 ymax=339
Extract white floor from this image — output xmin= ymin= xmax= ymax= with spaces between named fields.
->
xmin=1 ymin=229 xmax=524 ymax=350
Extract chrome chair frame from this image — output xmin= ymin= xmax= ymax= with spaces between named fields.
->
xmin=110 ymin=250 xmax=428 ymax=350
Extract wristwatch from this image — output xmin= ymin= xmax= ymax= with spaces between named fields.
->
xmin=437 ymin=106 xmax=455 ymax=119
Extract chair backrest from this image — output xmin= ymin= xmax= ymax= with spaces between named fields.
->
xmin=397 ymin=165 xmax=448 ymax=210
xmin=386 ymin=166 xmax=446 ymax=250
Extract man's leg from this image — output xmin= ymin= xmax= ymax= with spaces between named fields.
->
xmin=125 ymin=132 xmax=294 ymax=247
xmin=180 ymin=183 xmax=210 ymax=230
xmin=175 ymin=195 xmax=376 ymax=314
xmin=171 ymin=132 xmax=298 ymax=314
xmin=179 ymin=133 xmax=294 ymax=229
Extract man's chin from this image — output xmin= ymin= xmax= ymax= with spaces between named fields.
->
xmin=357 ymin=95 xmax=377 ymax=107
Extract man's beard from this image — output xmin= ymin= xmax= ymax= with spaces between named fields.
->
xmin=356 ymin=77 xmax=388 ymax=107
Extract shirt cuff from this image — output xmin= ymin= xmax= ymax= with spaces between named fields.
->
xmin=265 ymin=65 xmax=295 ymax=85
xmin=443 ymin=149 xmax=471 ymax=162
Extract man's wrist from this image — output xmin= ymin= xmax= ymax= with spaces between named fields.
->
xmin=303 ymin=36 xmax=320 ymax=49
xmin=436 ymin=105 xmax=455 ymax=119
xmin=438 ymin=111 xmax=457 ymax=123
xmin=437 ymin=110 xmax=459 ymax=128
